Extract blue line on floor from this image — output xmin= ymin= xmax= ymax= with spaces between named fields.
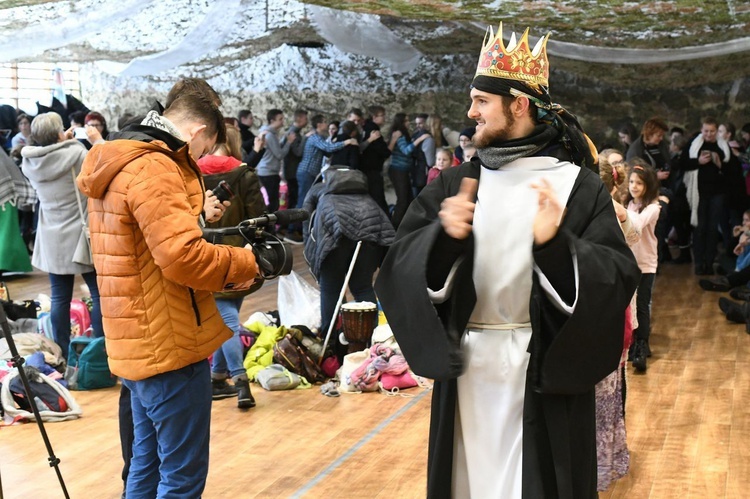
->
xmin=291 ymin=389 xmax=430 ymax=498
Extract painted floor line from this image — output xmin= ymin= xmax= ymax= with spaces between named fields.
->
xmin=291 ymin=389 xmax=430 ymax=498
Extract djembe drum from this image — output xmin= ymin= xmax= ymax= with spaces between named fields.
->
xmin=340 ymin=301 xmax=378 ymax=353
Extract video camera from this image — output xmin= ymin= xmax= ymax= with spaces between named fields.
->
xmin=201 ymin=209 xmax=309 ymax=280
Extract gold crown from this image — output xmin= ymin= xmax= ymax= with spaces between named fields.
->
xmin=474 ymin=23 xmax=550 ymax=91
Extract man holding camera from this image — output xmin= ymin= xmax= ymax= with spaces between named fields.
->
xmin=78 ymin=83 xmax=259 ymax=498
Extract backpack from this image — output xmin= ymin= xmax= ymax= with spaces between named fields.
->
xmin=69 ymin=299 xmax=92 ymax=337
xmin=1 ymin=367 xmax=83 ymax=422
xmin=272 ymin=333 xmax=326 ymax=384
xmin=65 ymin=336 xmax=117 ymax=390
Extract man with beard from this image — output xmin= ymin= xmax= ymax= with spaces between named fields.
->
xmin=375 ymin=24 xmax=640 ymax=499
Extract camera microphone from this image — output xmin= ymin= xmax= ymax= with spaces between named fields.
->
xmin=243 ymin=208 xmax=310 ymax=227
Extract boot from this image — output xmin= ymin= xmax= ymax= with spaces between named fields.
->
xmin=212 ymin=378 xmax=238 ymax=400
xmin=233 ymin=376 xmax=255 ymax=409
xmin=632 ymin=339 xmax=648 ymax=373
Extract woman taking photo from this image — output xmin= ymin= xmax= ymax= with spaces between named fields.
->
xmin=21 ymin=112 xmax=104 ymax=359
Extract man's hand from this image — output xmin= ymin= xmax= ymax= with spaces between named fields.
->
xmin=368 ymin=130 xmax=381 ymax=142
xmin=253 ymin=135 xmax=264 ymax=153
xmin=531 ymin=178 xmax=564 ymax=245
xmin=657 ymin=170 xmax=670 ymax=180
xmin=344 ymin=138 xmax=358 ymax=146
xmin=204 ymin=190 xmax=229 ymax=223
xmin=439 ymin=178 xmax=477 ymax=240
xmin=287 ymin=132 xmax=298 ymax=143
xmin=413 ymin=133 xmax=429 ymax=145
xmin=699 ymin=150 xmax=712 ymax=165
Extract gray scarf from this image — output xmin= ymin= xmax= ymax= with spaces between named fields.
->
xmin=476 ymin=124 xmax=559 ymax=170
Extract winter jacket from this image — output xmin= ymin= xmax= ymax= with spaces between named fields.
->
xmin=198 ymin=155 xmax=266 ymax=298
xmin=302 ymin=168 xmax=395 ymax=280
xmin=21 ymin=139 xmax=93 ymax=275
xmin=77 ymin=125 xmax=258 ymax=381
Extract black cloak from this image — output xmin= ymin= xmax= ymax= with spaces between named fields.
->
xmin=375 ymin=158 xmax=640 ymax=498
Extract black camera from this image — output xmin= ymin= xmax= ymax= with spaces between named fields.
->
xmin=213 ymin=180 xmax=235 ymax=203
xmin=201 ymin=209 xmax=309 ymax=279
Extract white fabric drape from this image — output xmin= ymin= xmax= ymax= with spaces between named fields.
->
xmin=467 ymin=21 xmax=750 ymax=64
xmin=0 ymin=0 xmax=157 ymax=62
xmin=307 ymin=4 xmax=422 ymax=73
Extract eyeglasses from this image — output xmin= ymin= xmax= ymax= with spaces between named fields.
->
xmin=87 ymin=122 xmax=104 ymax=129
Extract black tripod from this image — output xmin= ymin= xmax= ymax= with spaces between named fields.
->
xmin=0 ymin=305 xmax=70 ymax=499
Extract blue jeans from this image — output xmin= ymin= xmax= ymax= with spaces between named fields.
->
xmin=48 ymin=271 xmax=103 ymax=360
xmin=319 ymin=240 xmax=383 ymax=336
xmin=296 ymin=171 xmax=317 ymax=210
xmin=123 ymin=360 xmax=212 ymax=499
xmin=211 ymin=297 xmax=247 ymax=379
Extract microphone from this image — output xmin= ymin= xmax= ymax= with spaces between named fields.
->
xmin=201 ymin=209 xmax=310 ymax=242
xmin=254 ymin=208 xmax=309 ymax=227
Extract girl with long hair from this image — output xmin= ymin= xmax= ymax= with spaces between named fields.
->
xmin=625 ymin=159 xmax=661 ymax=373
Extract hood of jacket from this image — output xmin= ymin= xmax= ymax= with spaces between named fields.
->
xmin=21 ymin=139 xmax=88 ymax=183
xmin=78 ymin=124 xmax=195 ymax=200
xmin=197 ymin=155 xmax=242 ymax=175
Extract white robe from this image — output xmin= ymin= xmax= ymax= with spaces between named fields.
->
xmin=447 ymin=157 xmax=580 ymax=499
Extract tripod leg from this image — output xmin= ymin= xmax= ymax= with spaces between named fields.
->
xmin=0 ymin=305 xmax=70 ymax=499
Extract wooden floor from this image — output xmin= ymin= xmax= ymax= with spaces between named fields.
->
xmin=1 ymin=249 xmax=749 ymax=498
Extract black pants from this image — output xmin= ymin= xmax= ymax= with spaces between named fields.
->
xmin=388 ymin=168 xmax=413 ymax=230
xmin=258 ymin=174 xmax=281 ymax=213
xmin=119 ymin=384 xmax=134 ymax=487
xmin=728 ymin=266 xmax=750 ymax=288
xmin=363 ymin=169 xmax=388 ymax=214
xmin=635 ymin=273 xmax=656 ymax=343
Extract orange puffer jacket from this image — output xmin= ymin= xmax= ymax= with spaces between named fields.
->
xmin=78 ymin=138 xmax=258 ymax=381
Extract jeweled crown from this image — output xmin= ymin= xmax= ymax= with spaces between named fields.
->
xmin=474 ymin=23 xmax=550 ymax=91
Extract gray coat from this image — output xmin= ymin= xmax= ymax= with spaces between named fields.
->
xmin=21 ymin=139 xmax=93 ymax=275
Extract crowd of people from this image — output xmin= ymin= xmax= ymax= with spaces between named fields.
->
xmin=1 ymin=65 xmax=750 ymax=497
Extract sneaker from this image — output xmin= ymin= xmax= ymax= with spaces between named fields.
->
xmin=283 ymin=231 xmax=303 ymax=245
xmin=212 ymin=379 xmax=238 ymax=400
xmin=234 ymin=379 xmax=256 ymax=409
xmin=699 ymin=276 xmax=731 ymax=292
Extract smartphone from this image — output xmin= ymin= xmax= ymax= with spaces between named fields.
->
xmin=74 ymin=127 xmax=88 ymax=140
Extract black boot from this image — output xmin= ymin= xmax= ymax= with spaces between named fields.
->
xmin=212 ymin=378 xmax=238 ymax=400
xmin=234 ymin=376 xmax=255 ymax=409
xmin=632 ymin=339 xmax=648 ymax=373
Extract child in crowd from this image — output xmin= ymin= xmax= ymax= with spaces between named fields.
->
xmin=732 ymin=209 xmax=750 ymax=272
xmin=625 ymin=160 xmax=661 ymax=373
xmin=595 ymin=151 xmax=641 ymax=491
xmin=426 ymin=147 xmax=453 ymax=184
xmin=463 ymin=143 xmax=477 ymax=162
